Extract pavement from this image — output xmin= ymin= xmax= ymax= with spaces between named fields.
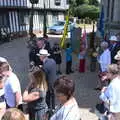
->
xmin=0 ymin=36 xmax=99 ymax=120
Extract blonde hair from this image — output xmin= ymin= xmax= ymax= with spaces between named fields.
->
xmin=108 ymin=64 xmax=119 ymax=75
xmin=30 ymin=70 xmax=48 ymax=91
xmin=1 ymin=108 xmax=25 ymax=120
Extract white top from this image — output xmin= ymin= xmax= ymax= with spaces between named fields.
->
xmin=0 ymin=88 xmax=4 ymax=97
xmin=98 ymin=49 xmax=111 ymax=72
xmin=100 ymin=77 xmax=120 ymax=113
xmin=50 ymin=98 xmax=80 ymax=120
xmin=0 ymin=88 xmax=6 ymax=109
xmin=4 ymin=72 xmax=22 ymax=107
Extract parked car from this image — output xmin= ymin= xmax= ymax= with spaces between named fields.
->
xmin=48 ymin=21 xmax=75 ymax=34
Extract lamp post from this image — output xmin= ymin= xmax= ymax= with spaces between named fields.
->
xmin=43 ymin=0 xmax=47 ymax=37
xmin=29 ymin=0 xmax=39 ymax=40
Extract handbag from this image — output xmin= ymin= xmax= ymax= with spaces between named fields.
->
xmin=96 ymin=102 xmax=108 ymax=114
xmin=17 ymin=103 xmax=29 ymax=114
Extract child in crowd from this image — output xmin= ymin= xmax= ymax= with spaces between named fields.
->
xmin=0 ymin=76 xmax=6 ymax=119
xmin=65 ymin=43 xmax=73 ymax=74
xmin=52 ymin=43 xmax=62 ymax=74
xmin=78 ymin=43 xmax=86 ymax=73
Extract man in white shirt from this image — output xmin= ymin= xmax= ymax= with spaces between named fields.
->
xmin=99 ymin=64 xmax=120 ymax=120
xmin=0 ymin=62 xmax=22 ymax=108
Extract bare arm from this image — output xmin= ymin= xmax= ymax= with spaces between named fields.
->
xmin=23 ymin=90 xmax=40 ymax=102
xmin=15 ymin=92 xmax=22 ymax=107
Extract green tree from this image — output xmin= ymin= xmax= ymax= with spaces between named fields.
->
xmin=75 ymin=0 xmax=89 ymax=6
xmin=69 ymin=0 xmax=100 ymax=20
xmin=89 ymin=0 xmax=99 ymax=6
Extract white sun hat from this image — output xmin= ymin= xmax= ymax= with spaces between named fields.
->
xmin=0 ymin=57 xmax=8 ymax=62
xmin=114 ymin=50 xmax=120 ymax=60
xmin=109 ymin=35 xmax=118 ymax=41
xmin=36 ymin=49 xmax=50 ymax=57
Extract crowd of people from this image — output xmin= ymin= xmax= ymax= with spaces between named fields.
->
xmin=94 ymin=35 xmax=120 ymax=120
xmin=0 ymin=35 xmax=80 ymax=120
xmin=0 ymin=34 xmax=120 ymax=120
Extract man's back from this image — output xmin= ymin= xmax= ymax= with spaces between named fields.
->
xmin=43 ymin=58 xmax=57 ymax=87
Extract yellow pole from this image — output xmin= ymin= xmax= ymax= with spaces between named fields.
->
xmin=60 ymin=10 xmax=69 ymax=48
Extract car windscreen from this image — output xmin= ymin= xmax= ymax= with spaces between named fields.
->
xmin=54 ymin=21 xmax=65 ymax=26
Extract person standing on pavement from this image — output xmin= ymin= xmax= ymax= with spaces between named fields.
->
xmin=98 ymin=41 xmax=111 ymax=73
xmin=23 ymin=70 xmax=48 ymax=120
xmin=78 ymin=43 xmax=86 ymax=73
xmin=99 ymin=64 xmax=120 ymax=120
xmin=66 ymin=43 xmax=73 ymax=74
xmin=43 ymin=35 xmax=51 ymax=55
xmin=0 ymin=62 xmax=22 ymax=108
xmin=109 ymin=35 xmax=120 ymax=64
xmin=52 ymin=42 xmax=62 ymax=74
xmin=95 ymin=41 xmax=111 ymax=90
xmin=29 ymin=37 xmax=52 ymax=70
xmin=29 ymin=38 xmax=44 ymax=68
xmin=37 ymin=49 xmax=57 ymax=111
xmin=50 ymin=76 xmax=80 ymax=120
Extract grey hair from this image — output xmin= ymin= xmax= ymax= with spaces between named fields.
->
xmin=100 ymin=41 xmax=108 ymax=48
xmin=100 ymin=41 xmax=109 ymax=48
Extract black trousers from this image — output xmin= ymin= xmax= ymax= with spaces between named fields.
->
xmin=46 ymin=88 xmax=55 ymax=110
xmin=66 ymin=61 xmax=72 ymax=74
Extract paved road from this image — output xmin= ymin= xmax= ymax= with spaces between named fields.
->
xmin=0 ymin=37 xmax=99 ymax=120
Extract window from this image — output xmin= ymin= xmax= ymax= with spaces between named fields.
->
xmin=66 ymin=0 xmax=69 ymax=4
xmin=55 ymin=0 xmax=61 ymax=6
xmin=18 ymin=11 xmax=29 ymax=25
xmin=52 ymin=12 xmax=58 ymax=25
xmin=0 ymin=12 xmax=9 ymax=27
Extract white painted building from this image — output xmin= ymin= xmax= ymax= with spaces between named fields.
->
xmin=0 ymin=0 xmax=69 ymax=34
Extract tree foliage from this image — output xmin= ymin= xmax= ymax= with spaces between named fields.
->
xmin=69 ymin=0 xmax=100 ymax=20
xmin=75 ymin=0 xmax=89 ymax=6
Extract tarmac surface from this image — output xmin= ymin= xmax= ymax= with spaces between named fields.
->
xmin=0 ymin=36 xmax=99 ymax=120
